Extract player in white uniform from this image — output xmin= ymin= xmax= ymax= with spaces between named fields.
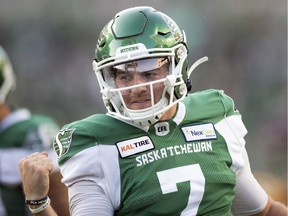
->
xmin=18 ymin=6 xmax=287 ymax=216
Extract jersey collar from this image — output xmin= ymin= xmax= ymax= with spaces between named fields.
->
xmin=172 ymin=101 xmax=186 ymax=125
xmin=108 ymin=101 xmax=186 ymax=132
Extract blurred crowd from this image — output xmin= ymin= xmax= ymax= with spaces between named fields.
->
xmin=0 ymin=0 xmax=286 ymax=204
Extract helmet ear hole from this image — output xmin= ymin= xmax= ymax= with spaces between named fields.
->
xmin=176 ymin=45 xmax=187 ymax=59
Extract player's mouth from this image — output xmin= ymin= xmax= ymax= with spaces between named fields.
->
xmin=129 ymin=99 xmax=152 ymax=110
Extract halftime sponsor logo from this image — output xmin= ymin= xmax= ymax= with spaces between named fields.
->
xmin=116 ymin=136 xmax=154 ymax=158
xmin=181 ymin=123 xmax=217 ymax=142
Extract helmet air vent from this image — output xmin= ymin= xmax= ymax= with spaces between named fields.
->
xmin=99 ymin=41 xmax=106 ymax=49
xmin=157 ymin=31 xmax=171 ymax=37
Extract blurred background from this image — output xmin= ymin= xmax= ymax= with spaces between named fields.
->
xmin=0 ymin=0 xmax=286 ymax=204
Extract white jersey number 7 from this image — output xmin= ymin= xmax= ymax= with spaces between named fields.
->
xmin=157 ymin=164 xmax=205 ymax=216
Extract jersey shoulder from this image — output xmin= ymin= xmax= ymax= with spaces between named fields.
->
xmin=183 ymin=89 xmax=239 ymax=123
xmin=54 ymin=114 xmax=139 ymax=165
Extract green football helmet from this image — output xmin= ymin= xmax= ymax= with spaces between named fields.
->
xmin=0 ymin=46 xmax=16 ymax=104
xmin=92 ymin=6 xmax=207 ymax=127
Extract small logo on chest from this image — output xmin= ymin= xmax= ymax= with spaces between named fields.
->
xmin=116 ymin=136 xmax=154 ymax=158
xmin=181 ymin=123 xmax=217 ymax=142
xmin=154 ymin=122 xmax=170 ymax=136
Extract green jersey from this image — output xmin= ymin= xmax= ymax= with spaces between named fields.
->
xmin=0 ymin=108 xmax=59 ymax=216
xmin=54 ymin=89 xmax=248 ymax=215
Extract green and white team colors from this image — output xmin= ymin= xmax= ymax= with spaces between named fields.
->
xmin=0 ymin=109 xmax=59 ymax=216
xmin=54 ymin=89 xmax=267 ymax=216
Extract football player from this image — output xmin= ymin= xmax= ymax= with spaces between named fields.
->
xmin=0 ymin=45 xmax=69 ymax=216
xmin=19 ymin=6 xmax=287 ymax=215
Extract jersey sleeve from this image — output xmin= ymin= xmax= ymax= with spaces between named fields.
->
xmin=214 ymin=92 xmax=247 ymax=173
xmin=58 ymin=139 xmax=120 ymax=214
xmin=53 ymin=122 xmax=98 ymax=165
xmin=217 ymin=90 xmax=239 ymax=117
xmin=69 ymin=179 xmax=114 ymax=215
xmin=215 ymin=91 xmax=268 ymax=214
xmin=54 ymin=117 xmax=122 ymax=212
xmin=231 ymin=148 xmax=268 ymax=215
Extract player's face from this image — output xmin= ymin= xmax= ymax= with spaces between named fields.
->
xmin=113 ymin=58 xmax=169 ymax=110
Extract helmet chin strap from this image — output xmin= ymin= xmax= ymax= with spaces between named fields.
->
xmin=187 ymin=56 xmax=209 ymax=78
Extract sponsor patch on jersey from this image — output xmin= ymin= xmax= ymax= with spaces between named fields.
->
xmin=116 ymin=136 xmax=154 ymax=158
xmin=53 ymin=128 xmax=75 ymax=158
xmin=181 ymin=123 xmax=217 ymax=142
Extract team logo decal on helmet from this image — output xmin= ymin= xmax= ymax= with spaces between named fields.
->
xmin=53 ymin=128 xmax=75 ymax=158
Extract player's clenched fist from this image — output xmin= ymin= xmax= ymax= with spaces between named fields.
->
xmin=19 ymin=152 xmax=53 ymax=200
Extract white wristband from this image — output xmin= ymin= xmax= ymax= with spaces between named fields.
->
xmin=28 ymin=197 xmax=51 ymax=214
